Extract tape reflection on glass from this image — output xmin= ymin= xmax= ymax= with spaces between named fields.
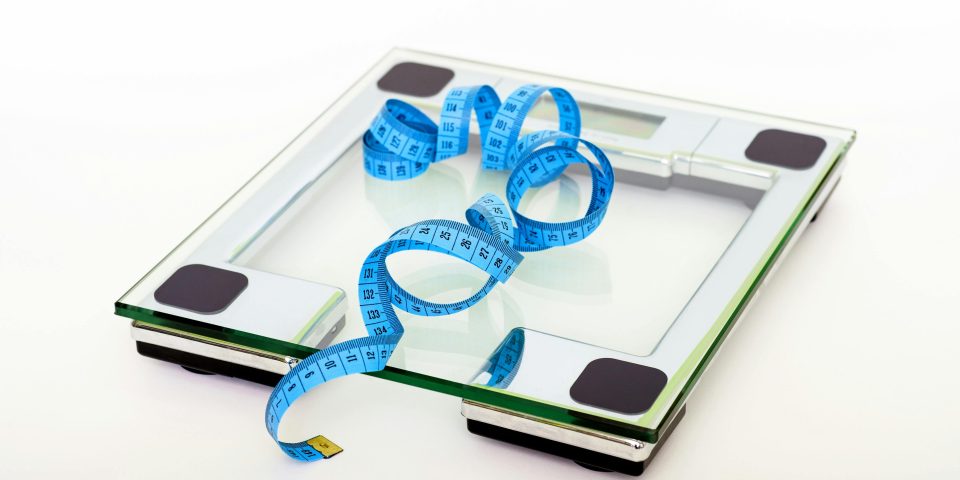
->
xmin=482 ymin=329 xmax=525 ymax=389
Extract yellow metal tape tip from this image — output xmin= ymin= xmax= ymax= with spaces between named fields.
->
xmin=307 ymin=435 xmax=344 ymax=458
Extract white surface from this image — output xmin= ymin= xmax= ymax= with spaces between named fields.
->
xmin=1 ymin=1 xmax=958 ymax=478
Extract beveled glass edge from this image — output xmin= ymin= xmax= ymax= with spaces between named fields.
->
xmin=114 ymin=301 xmax=662 ymax=441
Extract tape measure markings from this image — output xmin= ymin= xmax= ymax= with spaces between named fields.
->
xmin=483 ymin=329 xmax=525 ymax=389
xmin=437 ymin=85 xmax=501 ymax=161
xmin=506 ymin=134 xmax=614 ymax=252
xmin=482 ymin=85 xmax=580 ymax=170
xmin=363 ymin=99 xmax=438 ymax=180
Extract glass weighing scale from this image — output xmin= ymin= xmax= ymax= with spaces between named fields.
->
xmin=114 ymin=49 xmax=856 ymax=475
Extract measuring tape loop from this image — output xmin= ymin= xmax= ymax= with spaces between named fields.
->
xmin=364 ymin=84 xmax=582 ymax=179
xmin=268 ymin=83 xmax=614 ymax=463
xmin=363 ymin=99 xmax=439 ymax=180
xmin=506 ymin=132 xmax=615 ymax=252
xmin=482 ymin=85 xmax=581 ymax=170
xmin=437 ymin=85 xmax=501 ymax=161
xmin=466 ymin=193 xmax=518 ymax=248
xmin=377 ymin=218 xmax=522 ymax=317
xmin=267 ymin=217 xmax=524 ymax=461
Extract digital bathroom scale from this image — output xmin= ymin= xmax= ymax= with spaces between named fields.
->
xmin=114 ymin=48 xmax=856 ymax=475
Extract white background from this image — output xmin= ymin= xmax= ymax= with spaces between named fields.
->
xmin=1 ymin=1 xmax=958 ymax=478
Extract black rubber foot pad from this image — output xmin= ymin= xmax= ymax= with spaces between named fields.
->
xmin=154 ymin=264 xmax=248 ymax=314
xmin=574 ymin=460 xmax=615 ymax=472
xmin=745 ymin=129 xmax=826 ymax=170
xmin=569 ymin=358 xmax=667 ymax=415
xmin=377 ymin=62 xmax=454 ymax=97
xmin=181 ymin=365 xmax=216 ymax=375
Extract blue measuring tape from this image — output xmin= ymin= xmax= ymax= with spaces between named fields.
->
xmin=266 ymin=84 xmax=615 ymax=462
xmin=482 ymin=328 xmax=525 ymax=389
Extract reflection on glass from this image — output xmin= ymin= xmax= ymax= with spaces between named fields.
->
xmin=474 ymin=328 xmax=526 ymax=389
xmin=529 ymin=97 xmax=665 ymax=140
xmin=392 ymin=271 xmax=525 ymax=358
xmin=364 ymin=162 xmax=468 ymax=227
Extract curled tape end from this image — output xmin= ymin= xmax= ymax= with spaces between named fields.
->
xmin=307 ymin=435 xmax=344 ymax=458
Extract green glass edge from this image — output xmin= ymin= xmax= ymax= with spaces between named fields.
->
xmin=114 ymin=302 xmax=659 ymax=440
xmin=291 ymin=290 xmax=345 ymax=344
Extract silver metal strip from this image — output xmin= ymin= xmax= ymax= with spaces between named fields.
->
xmin=461 ymin=400 xmax=653 ymax=462
xmin=130 ymin=321 xmax=297 ymax=375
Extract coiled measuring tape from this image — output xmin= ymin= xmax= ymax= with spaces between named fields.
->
xmin=266 ymin=84 xmax=615 ymax=462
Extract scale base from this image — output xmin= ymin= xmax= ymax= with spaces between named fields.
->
xmin=466 ymin=405 xmax=686 ymax=476
xmin=133 ymin=319 xmax=689 ymax=475
xmin=136 ymin=341 xmax=284 ymax=386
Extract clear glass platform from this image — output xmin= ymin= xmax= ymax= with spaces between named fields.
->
xmin=116 ymin=49 xmax=855 ymax=442
xmin=237 ymin=138 xmax=753 ymax=382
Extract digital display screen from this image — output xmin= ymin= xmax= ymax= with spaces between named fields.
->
xmin=528 ymin=97 xmax=665 ymax=140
